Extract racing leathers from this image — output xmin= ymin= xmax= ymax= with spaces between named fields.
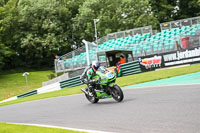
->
xmin=80 ymin=65 xmax=97 ymax=94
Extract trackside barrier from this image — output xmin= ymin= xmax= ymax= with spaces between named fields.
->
xmin=60 ymin=75 xmax=82 ymax=89
xmin=37 ymin=82 xmax=61 ymax=94
xmin=0 ymin=96 xmax=18 ymax=103
xmin=0 ymin=82 xmax=61 ymax=103
xmin=17 ymin=82 xmax=61 ymax=98
xmin=17 ymin=90 xmax=37 ymax=99
xmin=120 ymin=61 xmax=142 ymax=76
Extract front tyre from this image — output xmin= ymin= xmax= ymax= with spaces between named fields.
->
xmin=112 ymin=84 xmax=124 ymax=102
xmin=85 ymin=94 xmax=99 ymax=103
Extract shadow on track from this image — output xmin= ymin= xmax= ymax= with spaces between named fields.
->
xmin=83 ymin=98 xmax=136 ymax=106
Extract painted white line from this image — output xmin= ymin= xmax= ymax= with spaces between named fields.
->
xmin=6 ymin=122 xmax=115 ymax=133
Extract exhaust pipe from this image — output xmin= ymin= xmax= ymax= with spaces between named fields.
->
xmin=81 ymin=88 xmax=94 ymax=97
xmin=81 ymin=88 xmax=88 ymax=95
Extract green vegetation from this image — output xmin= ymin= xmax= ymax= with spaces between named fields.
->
xmin=0 ymin=70 xmax=53 ymax=101
xmin=0 ymin=123 xmax=86 ymax=133
xmin=0 ymin=64 xmax=200 ymax=107
xmin=117 ymin=64 xmax=200 ymax=87
xmin=1 ymin=0 xmax=200 ymax=70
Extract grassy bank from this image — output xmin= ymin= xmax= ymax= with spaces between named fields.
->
xmin=0 ymin=123 xmax=85 ymax=133
xmin=0 ymin=64 xmax=200 ymax=107
xmin=0 ymin=70 xmax=53 ymax=101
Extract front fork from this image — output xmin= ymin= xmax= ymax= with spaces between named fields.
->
xmin=108 ymin=83 xmax=116 ymax=88
xmin=109 ymin=83 xmax=120 ymax=96
xmin=106 ymin=83 xmax=116 ymax=95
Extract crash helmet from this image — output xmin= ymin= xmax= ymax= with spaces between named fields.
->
xmin=92 ymin=61 xmax=100 ymax=71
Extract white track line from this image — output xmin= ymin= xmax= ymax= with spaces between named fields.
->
xmin=5 ymin=122 xmax=115 ymax=133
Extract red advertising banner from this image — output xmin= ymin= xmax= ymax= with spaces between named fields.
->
xmin=140 ymin=56 xmax=162 ymax=69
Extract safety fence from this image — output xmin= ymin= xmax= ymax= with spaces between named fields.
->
xmin=60 ymin=75 xmax=82 ymax=89
xmin=98 ymin=26 xmax=152 ymax=44
xmin=55 ymin=45 xmax=87 ymax=74
xmin=106 ymin=26 xmax=152 ymax=42
xmin=55 ymin=26 xmax=152 ymax=75
xmin=17 ymin=90 xmax=37 ymax=99
xmin=0 ymin=82 xmax=61 ymax=104
xmin=120 ymin=61 xmax=142 ymax=76
xmin=160 ymin=16 xmax=200 ymax=31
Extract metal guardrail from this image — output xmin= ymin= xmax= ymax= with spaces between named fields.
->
xmin=17 ymin=90 xmax=37 ymax=99
xmin=98 ymin=26 xmax=153 ymax=44
xmin=160 ymin=16 xmax=200 ymax=30
xmin=60 ymin=75 xmax=82 ymax=89
xmin=120 ymin=61 xmax=142 ymax=76
xmin=0 ymin=82 xmax=61 ymax=103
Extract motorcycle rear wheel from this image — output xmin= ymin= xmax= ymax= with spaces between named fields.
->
xmin=85 ymin=94 xmax=99 ymax=103
xmin=112 ymin=84 xmax=124 ymax=102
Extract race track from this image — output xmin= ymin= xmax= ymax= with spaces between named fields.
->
xmin=0 ymin=84 xmax=200 ymax=133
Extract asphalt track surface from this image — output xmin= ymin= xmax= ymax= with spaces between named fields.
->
xmin=0 ymin=84 xmax=200 ymax=133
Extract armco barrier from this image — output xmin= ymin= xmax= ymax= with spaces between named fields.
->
xmin=60 ymin=75 xmax=82 ymax=89
xmin=17 ymin=90 xmax=37 ymax=99
xmin=37 ymin=82 xmax=61 ymax=94
xmin=120 ymin=61 xmax=142 ymax=76
xmin=0 ymin=82 xmax=61 ymax=103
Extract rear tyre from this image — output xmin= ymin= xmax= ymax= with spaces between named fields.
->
xmin=112 ymin=84 xmax=124 ymax=102
xmin=85 ymin=94 xmax=99 ymax=103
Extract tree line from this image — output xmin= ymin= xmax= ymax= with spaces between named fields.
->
xmin=0 ymin=0 xmax=199 ymax=70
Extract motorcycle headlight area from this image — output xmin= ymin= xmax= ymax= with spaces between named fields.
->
xmin=106 ymin=72 xmax=114 ymax=79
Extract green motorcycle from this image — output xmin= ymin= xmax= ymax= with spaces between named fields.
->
xmin=81 ymin=66 xmax=124 ymax=103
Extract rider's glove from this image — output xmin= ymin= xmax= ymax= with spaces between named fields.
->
xmin=94 ymin=78 xmax=101 ymax=84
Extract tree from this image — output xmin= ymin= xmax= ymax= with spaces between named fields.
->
xmin=0 ymin=0 xmax=18 ymax=70
xmin=0 ymin=0 xmax=9 ymax=6
xmin=15 ymin=0 xmax=69 ymax=67
xmin=0 ymin=0 xmax=85 ymax=69
xmin=73 ymin=0 xmax=159 ymax=42
xmin=176 ymin=0 xmax=200 ymax=19
xmin=0 ymin=43 xmax=13 ymax=70
xmin=0 ymin=0 xmax=86 ymax=69
xmin=150 ymin=0 xmax=177 ymax=24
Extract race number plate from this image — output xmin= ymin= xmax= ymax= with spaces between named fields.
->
xmin=106 ymin=72 xmax=114 ymax=79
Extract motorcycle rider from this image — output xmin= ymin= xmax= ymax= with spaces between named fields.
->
xmin=80 ymin=61 xmax=101 ymax=96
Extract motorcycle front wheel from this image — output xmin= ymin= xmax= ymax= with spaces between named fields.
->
xmin=112 ymin=84 xmax=124 ymax=102
xmin=85 ymin=94 xmax=99 ymax=103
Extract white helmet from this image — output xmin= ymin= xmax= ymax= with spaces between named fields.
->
xmin=92 ymin=61 xmax=100 ymax=71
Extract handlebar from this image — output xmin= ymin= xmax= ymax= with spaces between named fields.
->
xmin=81 ymin=77 xmax=101 ymax=85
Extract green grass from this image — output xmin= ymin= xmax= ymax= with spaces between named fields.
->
xmin=0 ymin=123 xmax=86 ymax=133
xmin=0 ymin=64 xmax=200 ymax=107
xmin=0 ymin=70 xmax=54 ymax=101
xmin=116 ymin=64 xmax=200 ymax=87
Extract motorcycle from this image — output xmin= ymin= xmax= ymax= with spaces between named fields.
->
xmin=81 ymin=66 xmax=124 ymax=103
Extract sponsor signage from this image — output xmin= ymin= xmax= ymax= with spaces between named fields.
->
xmin=139 ymin=56 xmax=162 ymax=69
xmin=163 ymin=47 xmax=200 ymax=66
xmin=139 ymin=46 xmax=200 ymax=71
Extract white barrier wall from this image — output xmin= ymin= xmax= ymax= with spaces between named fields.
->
xmin=37 ymin=82 xmax=61 ymax=94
